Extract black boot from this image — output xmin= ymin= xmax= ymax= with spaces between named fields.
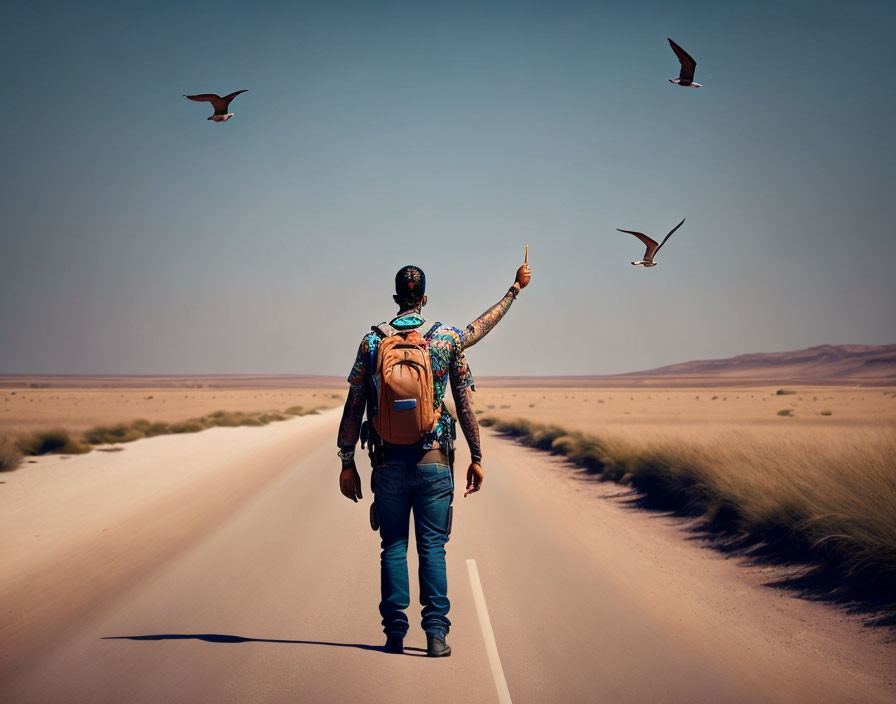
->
xmin=426 ymin=633 xmax=451 ymax=657
xmin=384 ymin=634 xmax=404 ymax=654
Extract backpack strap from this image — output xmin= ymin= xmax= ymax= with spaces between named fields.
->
xmin=372 ymin=322 xmax=396 ymax=338
xmin=423 ymin=321 xmax=442 ymax=340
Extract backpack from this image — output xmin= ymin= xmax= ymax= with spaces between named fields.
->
xmin=370 ymin=318 xmax=440 ymax=445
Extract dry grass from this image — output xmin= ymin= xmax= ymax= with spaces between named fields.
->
xmin=473 ymin=383 xmax=896 ymax=588
xmin=2 ymin=382 xmax=341 ymax=464
xmin=0 ymin=434 xmax=23 ymax=471
xmin=12 ymin=406 xmax=324 ymax=459
xmin=481 ymin=415 xmax=896 ymax=578
xmin=16 ymin=429 xmax=91 ymax=456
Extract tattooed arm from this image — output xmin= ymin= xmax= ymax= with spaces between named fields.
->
xmin=338 ymin=336 xmax=371 ymax=503
xmin=461 ymin=285 xmax=519 ymax=350
xmin=337 ymin=383 xmax=367 ymax=502
xmin=461 ymin=264 xmax=531 ymax=350
xmin=337 ymin=384 xmax=367 ymax=458
xmin=452 ymin=384 xmax=482 ymax=463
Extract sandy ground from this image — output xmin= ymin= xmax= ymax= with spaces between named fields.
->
xmin=4 ymin=378 xmax=892 ymax=439
xmin=471 ymin=385 xmax=896 ymax=434
xmin=0 ymin=386 xmax=342 ymax=435
xmin=1 ymin=411 xmax=893 ymax=703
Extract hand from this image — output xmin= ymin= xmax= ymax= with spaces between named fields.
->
xmin=339 ymin=463 xmax=363 ymax=502
xmin=515 ymin=264 xmax=531 ymax=290
xmin=464 ymin=462 xmax=484 ymax=497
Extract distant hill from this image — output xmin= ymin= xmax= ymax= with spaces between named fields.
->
xmin=617 ymin=344 xmax=896 ymax=383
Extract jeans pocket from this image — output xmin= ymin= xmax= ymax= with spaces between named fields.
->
xmin=374 ymin=463 xmax=403 ymax=495
xmin=417 ymin=462 xmax=452 ymax=494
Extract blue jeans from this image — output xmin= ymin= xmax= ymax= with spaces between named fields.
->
xmin=372 ymin=447 xmax=454 ymax=638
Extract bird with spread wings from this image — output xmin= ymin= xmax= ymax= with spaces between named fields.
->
xmin=667 ymin=39 xmax=701 ymax=88
xmin=183 ymin=90 xmax=249 ymax=122
xmin=617 ymin=218 xmax=686 ymax=267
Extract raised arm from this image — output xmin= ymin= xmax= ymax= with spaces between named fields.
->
xmin=461 ymin=264 xmax=531 ymax=350
xmin=462 ymin=287 xmax=517 ymax=350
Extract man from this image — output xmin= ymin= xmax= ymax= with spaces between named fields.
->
xmin=337 ymin=263 xmax=531 ymax=657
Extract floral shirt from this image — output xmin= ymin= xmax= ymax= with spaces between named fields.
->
xmin=347 ymin=322 xmax=474 ymax=448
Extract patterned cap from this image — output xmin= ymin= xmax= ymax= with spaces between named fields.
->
xmin=395 ymin=265 xmax=426 ymax=302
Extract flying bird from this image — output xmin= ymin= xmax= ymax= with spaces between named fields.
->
xmin=617 ymin=218 xmax=685 ymax=267
xmin=667 ymin=38 xmax=701 ymax=87
xmin=183 ymin=90 xmax=249 ymax=122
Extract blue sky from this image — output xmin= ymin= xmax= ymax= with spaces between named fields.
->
xmin=1 ymin=0 xmax=894 ymax=375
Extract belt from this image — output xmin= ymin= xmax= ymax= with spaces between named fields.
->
xmin=421 ymin=448 xmax=448 ymax=464
xmin=379 ymin=445 xmax=448 ymax=463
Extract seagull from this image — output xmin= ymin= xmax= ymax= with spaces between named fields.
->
xmin=667 ymin=38 xmax=701 ymax=87
xmin=617 ymin=218 xmax=685 ymax=267
xmin=183 ymin=90 xmax=249 ymax=122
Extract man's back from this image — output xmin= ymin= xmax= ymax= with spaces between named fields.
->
xmin=349 ymin=323 xmax=472 ymax=402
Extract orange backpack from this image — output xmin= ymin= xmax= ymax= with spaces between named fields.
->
xmin=371 ymin=324 xmax=438 ymax=445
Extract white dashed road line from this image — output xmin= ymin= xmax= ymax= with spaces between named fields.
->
xmin=466 ymin=558 xmax=513 ymax=704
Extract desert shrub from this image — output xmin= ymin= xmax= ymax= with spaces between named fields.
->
xmin=258 ymin=413 xmax=285 ymax=424
xmin=205 ymin=411 xmax=247 ymax=427
xmin=776 ymin=389 xmax=797 ymax=395
xmin=0 ymin=435 xmax=23 ymax=471
xmin=491 ymin=418 xmax=532 ymax=438
xmin=550 ymin=435 xmax=578 ymax=455
xmin=777 ymin=409 xmax=794 ymax=417
xmin=11 ymin=402 xmax=326 ymax=467
xmin=486 ymin=416 xmax=896 ymax=581
xmin=169 ymin=420 xmax=206 ymax=434
xmin=18 ymin=429 xmax=90 ymax=455
xmin=84 ymin=423 xmax=144 ymax=445
xmin=567 ymin=434 xmax=616 ymax=475
xmin=528 ymin=425 xmax=567 ymax=451
xmin=486 ymin=419 xmax=611 ymax=473
xmin=820 ymin=410 xmax=833 ymax=416
xmin=123 ymin=419 xmax=169 ymax=437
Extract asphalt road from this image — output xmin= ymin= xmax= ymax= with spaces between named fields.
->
xmin=2 ymin=411 xmax=892 ymax=703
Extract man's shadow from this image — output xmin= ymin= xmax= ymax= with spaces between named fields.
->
xmin=102 ymin=633 xmax=427 ymax=656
